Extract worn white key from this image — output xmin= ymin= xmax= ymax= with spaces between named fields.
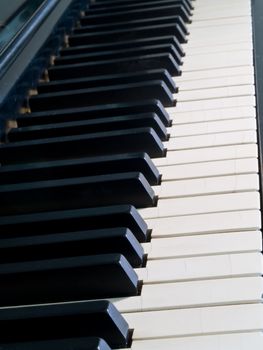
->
xmin=153 ymin=144 xmax=258 ymax=167
xmin=154 ymin=174 xmax=259 ymax=198
xmin=164 ymin=130 xmax=257 ymax=151
xmin=144 ymin=231 xmax=262 ymax=259
xmin=169 ymin=119 xmax=256 ymax=137
xmin=130 ymin=332 xmax=263 ymax=350
xmin=112 ymin=277 xmax=263 ymax=313
xmin=185 ymin=43 xmax=252 ymax=56
xmin=140 ymin=192 xmax=260 ymax=219
xmin=177 ymin=75 xmax=254 ymax=91
xmin=147 ymin=210 xmax=261 ymax=237
xmin=173 ymin=96 xmax=256 ymax=113
xmin=182 ymin=51 xmax=253 ymax=71
xmin=125 ymin=304 xmax=263 ymax=339
xmin=171 ymin=106 xmax=256 ymax=124
xmin=175 ymin=66 xmax=254 ymax=81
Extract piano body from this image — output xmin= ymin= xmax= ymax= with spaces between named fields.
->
xmin=0 ymin=0 xmax=262 ymax=349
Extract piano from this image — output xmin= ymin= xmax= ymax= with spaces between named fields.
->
xmin=0 ymin=0 xmax=262 ymax=349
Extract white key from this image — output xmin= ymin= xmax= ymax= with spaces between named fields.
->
xmin=144 ymin=231 xmax=262 ymax=259
xmin=175 ymin=66 xmax=254 ymax=81
xmin=182 ymin=51 xmax=253 ymax=71
xmin=153 ymin=174 xmax=259 ymax=198
xmin=173 ymin=96 xmax=256 ymax=112
xmin=130 ymin=332 xmax=263 ymax=350
xmin=185 ymin=43 xmax=253 ymax=56
xmin=153 ymin=144 xmax=258 ymax=166
xmin=124 ymin=304 xmax=263 ymax=339
xmin=164 ymin=130 xmax=257 ymax=151
xmin=112 ymin=277 xmax=263 ymax=313
xmin=140 ymin=192 xmax=260 ymax=219
xmin=177 ymin=75 xmax=254 ymax=91
xmin=171 ymin=106 xmax=256 ymax=124
xmin=147 ymin=210 xmax=261 ymax=237
xmin=169 ymin=119 xmax=256 ymax=137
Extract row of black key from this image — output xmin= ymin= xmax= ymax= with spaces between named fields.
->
xmin=0 ymin=0 xmax=193 ymax=348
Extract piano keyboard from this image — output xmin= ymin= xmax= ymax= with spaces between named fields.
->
xmin=0 ymin=0 xmax=262 ymax=349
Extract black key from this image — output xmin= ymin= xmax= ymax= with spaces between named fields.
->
xmin=0 ymin=205 xmax=148 ymax=242
xmin=61 ymin=35 xmax=184 ymax=58
xmin=29 ymin=81 xmax=175 ymax=111
xmin=9 ymin=113 xmax=167 ymax=142
xmin=87 ymin=0 xmax=192 ymax=16
xmin=69 ymin=23 xmax=186 ymax=46
xmin=0 ymin=300 xmax=130 ymax=348
xmin=0 ymin=153 xmax=160 ymax=186
xmin=38 ymin=69 xmax=177 ymax=94
xmin=0 ymin=172 xmax=157 ymax=215
xmin=0 ymin=337 xmax=112 ymax=350
xmin=83 ymin=4 xmax=190 ymax=25
xmin=0 ymin=127 xmax=165 ymax=165
xmin=48 ymin=53 xmax=180 ymax=80
xmin=76 ymin=15 xmax=188 ymax=35
xmin=16 ymin=100 xmax=171 ymax=127
xmin=0 ymin=227 xmax=143 ymax=267
xmin=0 ymin=253 xmax=138 ymax=306
xmin=92 ymin=0 xmax=193 ymax=10
xmin=55 ymin=44 xmax=182 ymax=66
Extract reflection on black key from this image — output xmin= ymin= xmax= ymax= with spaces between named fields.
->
xmin=0 ymin=337 xmax=112 ymax=350
xmin=0 ymin=205 xmax=148 ymax=242
xmin=16 ymin=99 xmax=171 ymax=127
xmin=0 ymin=128 xmax=165 ymax=165
xmin=0 ymin=153 xmax=160 ymax=185
xmin=0 ymin=227 xmax=144 ymax=267
xmin=0 ymin=172 xmax=157 ymax=215
xmin=0 ymin=301 xmax=130 ymax=348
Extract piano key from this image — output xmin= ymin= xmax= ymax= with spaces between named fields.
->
xmin=38 ymin=69 xmax=176 ymax=95
xmin=112 ymin=276 xmax=263 ymax=312
xmin=76 ymin=15 xmax=188 ymax=36
xmin=169 ymin=118 xmax=256 ymax=137
xmin=178 ymin=75 xmax=254 ymax=91
xmin=0 ymin=172 xmax=156 ymax=215
xmin=184 ymin=42 xmax=253 ymax=56
xmin=0 ymin=153 xmax=160 ymax=186
xmin=69 ymin=23 xmax=187 ymax=46
xmin=154 ymin=174 xmax=259 ymax=198
xmin=9 ymin=114 xmax=167 ymax=143
xmin=61 ymin=36 xmax=184 ymax=58
xmin=82 ymin=5 xmax=191 ymax=26
xmin=130 ymin=332 xmax=263 ymax=350
xmin=182 ymin=51 xmax=253 ymax=71
xmin=124 ymin=304 xmax=263 ymax=340
xmin=135 ymin=252 xmax=262 ymax=283
xmin=55 ymin=44 xmax=182 ymax=66
xmin=0 ymin=301 xmax=130 ymax=348
xmin=146 ymin=209 xmax=261 ymax=238
xmin=171 ymin=106 xmax=256 ymax=124
xmin=175 ymin=65 xmax=254 ymax=82
xmin=0 ymin=128 xmax=165 ymax=165
xmin=153 ymin=144 xmax=258 ymax=167
xmin=164 ymin=130 xmax=257 ymax=151
xmin=0 ymin=337 xmax=112 ymax=350
xmin=48 ymin=53 xmax=180 ymax=80
xmin=29 ymin=81 xmax=175 ymax=111
xmin=0 ymin=227 xmax=143 ymax=267
xmin=140 ymin=192 xmax=260 ymax=219
xmin=0 ymin=205 xmax=148 ymax=242
xmin=0 ymin=253 xmax=138 ymax=306
xmin=193 ymin=5 xmax=250 ymax=21
xmin=16 ymin=100 xmax=171 ymax=127
xmin=159 ymin=158 xmax=258 ymax=181
xmin=91 ymin=0 xmax=193 ymax=11
xmin=144 ymin=231 xmax=262 ymax=260
xmin=87 ymin=0 xmax=192 ymax=15
xmin=172 ymin=96 xmax=256 ymax=112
